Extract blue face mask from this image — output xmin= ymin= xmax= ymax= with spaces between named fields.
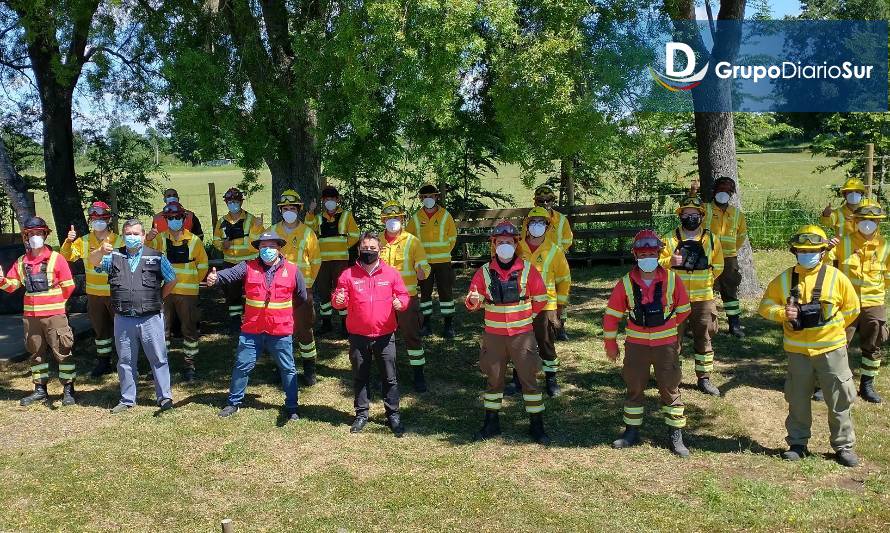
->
xmin=167 ymin=218 xmax=184 ymax=231
xmin=260 ymin=247 xmax=279 ymax=264
xmin=637 ymin=257 xmax=659 ymax=273
xmin=227 ymin=202 xmax=241 ymax=214
xmin=796 ymin=252 xmax=821 ymax=269
xmin=124 ymin=235 xmax=143 ymax=250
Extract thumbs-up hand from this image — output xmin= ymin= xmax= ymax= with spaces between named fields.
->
xmin=0 ymin=264 xmax=4 ymax=279
xmin=100 ymin=241 xmax=114 ymax=254
xmin=334 ymin=287 xmax=346 ymax=306
xmin=671 ymin=250 xmax=683 ymax=267
xmin=822 ymin=203 xmax=833 ymax=217
xmin=309 ymin=199 xmax=317 ymax=213
xmin=392 ymin=296 xmax=403 ymax=311
xmin=206 ymin=267 xmax=218 ymax=286
xmin=146 ymin=224 xmax=158 ymax=242
xmin=66 ymin=225 xmax=76 ymax=243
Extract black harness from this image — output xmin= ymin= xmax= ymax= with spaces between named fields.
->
xmin=789 ymin=264 xmax=833 ymax=331
xmin=629 ymin=279 xmax=673 ymax=328
xmin=673 ymin=229 xmax=712 ymax=272
xmin=165 ymin=238 xmax=191 ymax=264
xmin=221 ymin=217 xmax=246 ymax=240
xmin=23 ymin=259 xmax=50 ymax=293
xmin=320 ymin=212 xmax=344 ymax=238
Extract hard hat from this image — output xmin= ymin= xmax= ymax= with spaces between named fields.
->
xmin=534 ymin=185 xmax=556 ymax=203
xmin=161 ymin=201 xmax=187 ymax=218
xmin=223 ymin=187 xmax=243 ymax=202
xmin=321 ymin=186 xmax=339 ymax=198
xmin=22 ymin=216 xmax=51 ymax=234
xmin=840 ymin=178 xmax=867 ymax=194
xmin=490 ymin=220 xmax=520 ymax=241
xmin=712 ymin=176 xmax=737 ymax=194
xmin=87 ymin=201 xmax=113 ymax=219
xmin=419 ymin=183 xmax=440 ymax=195
xmin=527 ymin=206 xmax=550 ymax=221
xmin=380 ymin=200 xmax=406 ymax=220
xmin=631 ymin=229 xmax=664 ymax=255
xmin=853 ymin=200 xmax=887 ymax=221
xmin=277 ymin=189 xmax=303 ymax=207
xmin=675 ymin=196 xmax=706 ymax=215
xmin=788 ymin=225 xmax=829 ymax=251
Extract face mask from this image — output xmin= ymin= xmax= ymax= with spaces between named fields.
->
xmin=528 ymin=222 xmax=547 ymax=238
xmin=715 ymin=192 xmax=731 ymax=204
xmin=324 ymin=200 xmax=338 ymax=212
xmin=680 ymin=215 xmax=702 ymax=231
xmin=423 ymin=198 xmax=436 ymax=209
xmin=846 ymin=192 xmax=863 ymax=205
xmin=495 ymin=243 xmax=516 ymax=261
xmin=165 ymin=196 xmax=178 ymax=204
xmin=359 ymin=250 xmax=379 ymax=265
xmin=91 ymin=219 xmax=108 ymax=232
xmin=124 ymin=235 xmax=143 ymax=250
xmin=227 ymin=202 xmax=241 ymax=214
xmin=282 ymin=210 xmax=299 ymax=224
xmin=260 ymin=247 xmax=279 ymax=264
xmin=637 ymin=257 xmax=659 ymax=272
xmin=858 ymin=220 xmax=878 ymax=235
xmin=28 ymin=235 xmax=44 ymax=249
xmin=385 ymin=219 xmax=401 ymax=233
xmin=797 ymin=252 xmax=821 ymax=269
xmin=167 ymin=218 xmax=184 ymax=232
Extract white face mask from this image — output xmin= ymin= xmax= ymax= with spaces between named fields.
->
xmin=637 ymin=257 xmax=659 ymax=272
xmin=858 ymin=220 xmax=878 ymax=235
xmin=324 ymin=200 xmax=338 ymax=212
xmin=423 ymin=198 xmax=436 ymax=209
xmin=528 ymin=222 xmax=547 ymax=238
xmin=28 ymin=235 xmax=45 ymax=250
xmin=495 ymin=243 xmax=516 ymax=261
xmin=715 ymin=192 xmax=731 ymax=204
xmin=91 ymin=219 xmax=108 ymax=232
xmin=846 ymin=192 xmax=863 ymax=205
xmin=281 ymin=210 xmax=299 ymax=224
xmin=385 ymin=219 xmax=402 ymax=233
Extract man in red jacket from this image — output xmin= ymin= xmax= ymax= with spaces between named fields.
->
xmin=333 ymin=231 xmax=411 ymax=437
xmin=0 ymin=217 xmax=77 ymax=406
xmin=465 ymin=221 xmax=550 ymax=444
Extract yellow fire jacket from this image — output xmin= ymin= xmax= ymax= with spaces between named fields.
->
xmin=827 ymin=232 xmax=890 ymax=308
xmin=703 ymin=203 xmax=748 ymax=258
xmin=380 ymin=231 xmax=431 ymax=296
xmin=213 ymin=211 xmax=264 ymax=262
xmin=407 ymin=207 xmax=457 ymax=264
xmin=60 ymin=231 xmax=123 ymax=296
xmin=149 ymin=230 xmax=209 ymax=296
xmin=820 ymin=203 xmax=857 ymax=238
xmin=267 ymin=221 xmax=321 ymax=289
xmin=759 ymin=263 xmax=860 ymax=356
xmin=659 ymin=228 xmax=724 ymax=302
xmin=518 ymin=238 xmax=570 ymax=311
xmin=305 ymin=209 xmax=360 ymax=262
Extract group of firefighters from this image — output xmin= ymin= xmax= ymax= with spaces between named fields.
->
xmin=0 ymin=177 xmax=886 ymax=463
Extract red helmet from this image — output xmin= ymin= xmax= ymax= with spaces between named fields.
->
xmin=87 ymin=201 xmax=113 ymax=220
xmin=22 ymin=216 xmax=51 ymax=235
xmin=161 ymin=201 xmax=187 ymax=218
xmin=490 ymin=220 xmax=520 ymax=241
xmin=223 ymin=187 xmax=243 ymax=202
xmin=631 ymin=229 xmax=664 ymax=255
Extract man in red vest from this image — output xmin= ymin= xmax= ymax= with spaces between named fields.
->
xmin=465 ymin=221 xmax=550 ymax=444
xmin=150 ymin=188 xmax=204 ymax=239
xmin=206 ymin=230 xmax=307 ymax=422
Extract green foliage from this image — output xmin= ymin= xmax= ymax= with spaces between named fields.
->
xmin=810 ymin=113 xmax=890 ymax=184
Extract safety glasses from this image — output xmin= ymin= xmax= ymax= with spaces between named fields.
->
xmin=680 ymin=197 xmax=704 ymax=208
xmin=491 ymin=225 xmax=518 ymax=237
xmin=633 ymin=237 xmax=663 ymax=249
xmin=381 ymin=205 xmax=403 ymax=217
xmin=789 ymin=233 xmax=827 ymax=246
xmin=279 ymin=193 xmax=302 ymax=205
xmin=88 ymin=206 xmax=108 ymax=216
xmin=856 ymin=206 xmax=885 ymax=217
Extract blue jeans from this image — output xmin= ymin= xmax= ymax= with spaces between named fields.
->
xmin=228 ymin=333 xmax=298 ymax=410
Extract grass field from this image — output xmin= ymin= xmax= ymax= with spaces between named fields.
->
xmin=1 ymin=250 xmax=888 ymax=531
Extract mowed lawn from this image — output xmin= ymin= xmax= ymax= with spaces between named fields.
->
xmin=0 ymin=250 xmax=888 ymax=531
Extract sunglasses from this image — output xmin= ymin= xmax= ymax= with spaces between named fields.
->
xmin=789 ymin=233 xmax=827 ymax=245
xmin=633 ymin=237 xmax=663 ymax=249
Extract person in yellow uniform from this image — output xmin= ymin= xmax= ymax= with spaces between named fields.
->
xmin=213 ymin=187 xmax=264 ymax=333
xmin=267 ymin=189 xmax=322 ymax=385
xmin=407 ymin=183 xmax=458 ymax=338
xmin=147 ymin=201 xmax=208 ymax=382
xmin=305 ymin=186 xmax=360 ymax=338
xmin=821 ymin=178 xmax=867 ymax=240
xmin=703 ymin=176 xmax=748 ymax=338
xmin=380 ymin=200 xmax=432 ymax=392
xmin=827 ymin=201 xmax=890 ymax=403
xmin=660 ymin=196 xmax=724 ymax=397
xmin=758 ymin=225 xmax=860 ymax=467
xmin=512 ymin=207 xmax=570 ymax=398
xmin=526 ymin=185 xmax=573 ymax=340
xmin=60 ymin=201 xmax=123 ymax=378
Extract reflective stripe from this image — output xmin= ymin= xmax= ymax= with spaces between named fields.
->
xmin=245 ymin=298 xmax=292 ymax=310
xmin=484 ymin=316 xmax=534 ymax=329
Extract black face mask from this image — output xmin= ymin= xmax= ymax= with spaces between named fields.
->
xmin=680 ymin=215 xmax=702 ymax=231
xmin=359 ymin=250 xmax=379 ymax=265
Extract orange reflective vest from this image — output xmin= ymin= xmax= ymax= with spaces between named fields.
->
xmin=241 ymin=259 xmax=298 ymax=336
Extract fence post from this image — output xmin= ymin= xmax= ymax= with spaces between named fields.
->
xmin=866 ymin=143 xmax=874 ymax=197
xmin=221 ymin=518 xmax=234 ymax=533
xmin=208 ymin=182 xmax=218 ymax=226
xmin=109 ymin=189 xmax=119 ymax=234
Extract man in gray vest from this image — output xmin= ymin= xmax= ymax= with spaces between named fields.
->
xmin=90 ymin=218 xmax=178 ymax=413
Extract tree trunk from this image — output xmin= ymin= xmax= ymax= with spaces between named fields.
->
xmin=0 ymin=136 xmax=33 ymax=225
xmin=559 ymin=157 xmax=575 ymax=208
xmin=40 ymin=92 xmax=88 ymax=235
xmin=266 ymin=107 xmax=321 ymax=224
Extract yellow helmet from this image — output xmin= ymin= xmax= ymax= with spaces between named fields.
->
xmin=675 ymin=196 xmax=705 ymax=215
xmin=840 ymin=178 xmax=866 ymax=194
xmin=380 ymin=200 xmax=406 ymax=220
xmin=527 ymin=206 xmax=550 ymax=220
xmin=789 ymin=224 xmax=829 ymax=251
xmin=853 ymin=199 xmax=887 ymax=221
xmin=277 ymin=189 xmax=303 ymax=207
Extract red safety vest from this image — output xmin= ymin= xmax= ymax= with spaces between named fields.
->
xmin=241 ymin=258 xmax=298 ymax=336
xmin=153 ymin=211 xmax=195 ymax=233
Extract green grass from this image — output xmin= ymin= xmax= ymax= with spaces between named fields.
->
xmin=1 ymin=250 xmax=888 ymax=531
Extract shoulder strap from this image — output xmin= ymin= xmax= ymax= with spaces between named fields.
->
xmin=811 ymin=263 xmax=828 ymax=303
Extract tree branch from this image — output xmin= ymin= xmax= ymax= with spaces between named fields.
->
xmin=0 ymin=134 xmax=33 ymax=224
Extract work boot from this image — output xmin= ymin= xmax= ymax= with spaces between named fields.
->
xmin=61 ymin=382 xmax=77 ymax=406
xmin=442 ymin=316 xmax=455 ymax=339
xmin=90 ymin=357 xmax=114 ymax=378
xmin=315 ymin=317 xmax=332 ymax=336
xmin=781 ymin=445 xmax=809 ymax=461
xmin=158 ymin=398 xmax=174 ymax=412
xmin=529 ymin=413 xmax=551 ymax=445
xmin=697 ymin=377 xmax=721 ymax=397
xmin=812 ymin=388 xmax=824 ymax=402
xmin=284 ymin=408 xmax=300 ymax=423
xmin=836 ymin=449 xmax=860 ymax=468
xmin=413 ymin=366 xmax=428 ymax=393
xmin=338 ymin=319 xmax=349 ymax=339
xmin=419 ymin=317 xmax=432 ymax=337
xmin=611 ymin=425 xmax=641 ymax=449
xmin=19 ymin=383 xmax=48 ymax=407
xmin=668 ymin=428 xmax=690 ymax=458
xmin=350 ymin=415 xmax=369 ymax=433
xmin=474 ymin=410 xmax=501 ymax=441
xmin=110 ymin=403 xmax=132 ymax=414
xmin=183 ymin=367 xmax=196 ymax=384
xmin=859 ymin=376 xmax=883 ymax=404
xmin=218 ymin=404 xmax=239 ymax=418
xmin=544 ymin=372 xmax=561 ymax=398
xmin=504 ymin=368 xmax=522 ymax=396
xmin=302 ymin=359 xmax=317 ymax=387
xmin=556 ymin=325 xmax=569 ymax=342
xmin=728 ymin=315 xmax=745 ymax=338
xmin=387 ymin=413 xmax=405 ymax=438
